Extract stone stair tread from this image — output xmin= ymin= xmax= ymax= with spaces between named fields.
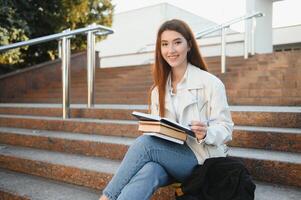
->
xmin=0 ymin=166 xmax=301 ymax=200
xmin=0 ymin=168 xmax=100 ymax=200
xmin=230 ymin=105 xmax=301 ymax=113
xmin=0 ymin=103 xmax=148 ymax=110
xmin=235 ymin=125 xmax=301 ymax=134
xmin=0 ymin=103 xmax=301 ymax=113
xmin=229 ymin=147 xmax=301 ymax=164
xmin=0 ymin=144 xmax=120 ymax=174
xmin=1 ymin=113 xmax=300 ymax=134
xmin=1 ymin=52 xmax=301 ymax=106
xmin=1 ymin=130 xmax=300 ymax=165
xmin=0 ymin=127 xmax=135 ymax=145
xmin=0 ymin=103 xmax=63 ymax=108
xmin=254 ymin=181 xmax=301 ymax=200
xmin=0 ymin=114 xmax=137 ymax=125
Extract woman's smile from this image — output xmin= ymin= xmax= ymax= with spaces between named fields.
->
xmin=160 ymin=30 xmax=190 ymax=69
xmin=167 ymin=54 xmax=179 ymax=61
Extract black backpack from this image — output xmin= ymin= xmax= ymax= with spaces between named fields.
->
xmin=176 ymin=157 xmax=256 ymax=200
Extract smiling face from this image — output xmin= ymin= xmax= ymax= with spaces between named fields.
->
xmin=160 ymin=30 xmax=190 ymax=69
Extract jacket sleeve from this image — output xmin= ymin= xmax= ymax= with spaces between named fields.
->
xmin=150 ymin=87 xmax=159 ymax=115
xmin=204 ymin=81 xmax=234 ymax=146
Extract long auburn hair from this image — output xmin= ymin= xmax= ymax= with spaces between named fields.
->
xmin=149 ymin=19 xmax=208 ymax=117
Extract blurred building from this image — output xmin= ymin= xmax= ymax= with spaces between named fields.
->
xmin=96 ymin=2 xmax=301 ymax=68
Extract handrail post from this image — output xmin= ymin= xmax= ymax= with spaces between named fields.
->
xmin=58 ymin=40 xmax=62 ymax=59
xmin=61 ymin=29 xmax=71 ymax=119
xmin=244 ymin=19 xmax=249 ymax=59
xmin=221 ymin=27 xmax=227 ymax=73
xmin=251 ymin=16 xmax=256 ymax=56
xmin=87 ymin=24 xmax=97 ymax=108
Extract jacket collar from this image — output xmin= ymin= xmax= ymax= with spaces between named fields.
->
xmin=164 ymin=63 xmax=205 ymax=121
xmin=186 ymin=63 xmax=205 ymax=90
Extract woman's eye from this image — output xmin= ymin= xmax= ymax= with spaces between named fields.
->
xmin=161 ymin=43 xmax=168 ymax=47
xmin=175 ymin=41 xmax=182 ymax=45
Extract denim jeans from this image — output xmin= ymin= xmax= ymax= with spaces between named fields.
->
xmin=103 ymin=135 xmax=198 ymax=200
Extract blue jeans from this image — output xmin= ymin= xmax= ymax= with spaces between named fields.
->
xmin=103 ymin=135 xmax=198 ymax=200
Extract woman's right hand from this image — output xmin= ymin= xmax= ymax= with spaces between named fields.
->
xmin=190 ymin=120 xmax=207 ymax=141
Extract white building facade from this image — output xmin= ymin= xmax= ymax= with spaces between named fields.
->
xmin=96 ymin=2 xmax=301 ymax=68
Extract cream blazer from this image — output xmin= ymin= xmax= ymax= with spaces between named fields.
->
xmin=151 ymin=63 xmax=234 ymax=164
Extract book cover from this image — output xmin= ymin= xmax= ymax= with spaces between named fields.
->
xmin=138 ymin=122 xmax=187 ymax=141
xmin=138 ymin=121 xmax=183 ymax=132
xmin=132 ymin=111 xmax=195 ymax=138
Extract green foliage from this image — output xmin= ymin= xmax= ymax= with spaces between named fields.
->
xmin=61 ymin=0 xmax=114 ymax=50
xmin=0 ymin=2 xmax=29 ymax=71
xmin=0 ymin=0 xmax=114 ymax=74
xmin=0 ymin=27 xmax=28 ymax=65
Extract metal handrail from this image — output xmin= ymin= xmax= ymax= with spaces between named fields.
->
xmin=195 ymin=12 xmax=263 ymax=38
xmin=0 ymin=24 xmax=114 ymax=119
xmin=195 ymin=12 xmax=264 ymax=73
xmin=0 ymin=25 xmax=113 ymax=52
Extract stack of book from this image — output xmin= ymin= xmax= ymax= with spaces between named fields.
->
xmin=132 ymin=111 xmax=195 ymax=144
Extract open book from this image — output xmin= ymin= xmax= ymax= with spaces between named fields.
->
xmin=132 ymin=111 xmax=195 ymax=144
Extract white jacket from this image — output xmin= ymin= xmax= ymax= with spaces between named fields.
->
xmin=151 ymin=63 xmax=234 ymax=164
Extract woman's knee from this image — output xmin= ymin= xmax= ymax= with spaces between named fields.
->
xmin=137 ymin=162 xmax=170 ymax=187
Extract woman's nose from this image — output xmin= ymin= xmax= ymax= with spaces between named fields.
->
xmin=168 ymin=44 xmax=176 ymax=53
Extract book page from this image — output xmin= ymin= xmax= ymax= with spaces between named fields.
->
xmin=143 ymin=132 xmax=184 ymax=145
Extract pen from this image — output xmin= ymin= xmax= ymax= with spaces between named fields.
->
xmin=188 ymin=118 xmax=217 ymax=126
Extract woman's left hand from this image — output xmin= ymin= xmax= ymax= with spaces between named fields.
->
xmin=190 ymin=120 xmax=207 ymax=141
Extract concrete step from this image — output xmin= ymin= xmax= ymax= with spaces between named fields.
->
xmin=0 ymin=143 xmax=118 ymax=190
xmin=231 ymin=106 xmax=301 ymax=129
xmin=0 ymin=128 xmax=300 ymax=187
xmin=0 ymin=97 xmax=147 ymax=104
xmin=2 ymin=51 xmax=301 ymax=107
xmin=228 ymin=88 xmax=301 ymax=97
xmin=29 ymin=81 xmax=152 ymax=92
xmin=229 ymin=147 xmax=301 ymax=188
xmin=1 ymin=106 xmax=137 ymax=121
xmin=1 ymin=168 xmax=301 ymax=200
xmin=0 ymin=111 xmax=300 ymax=153
xmin=20 ymin=92 xmax=150 ymax=100
xmin=5 ymin=71 xmax=298 ymax=89
xmin=227 ymin=80 xmax=299 ymax=90
xmin=22 ymin=88 xmax=150 ymax=96
xmin=0 ymin=127 xmax=133 ymax=160
xmin=0 ymin=144 xmax=174 ymax=200
xmin=24 ymin=73 xmax=301 ymax=95
xmin=4 ymin=93 xmax=301 ymax=106
xmin=0 ymin=168 xmax=100 ymax=200
xmin=228 ymin=96 xmax=301 ymax=106
xmin=231 ymin=126 xmax=301 ymax=153
xmin=0 ymin=104 xmax=300 ymax=128
xmin=0 ymin=121 xmax=300 ymax=154
xmin=0 ymin=114 xmax=140 ymax=138
xmin=254 ymin=181 xmax=301 ymax=200
xmin=0 ymin=104 xmax=146 ymax=120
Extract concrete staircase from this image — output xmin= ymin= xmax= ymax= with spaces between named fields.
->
xmin=0 ymin=51 xmax=301 ymax=105
xmin=0 ymin=51 xmax=301 ymax=199
xmin=0 ymin=104 xmax=300 ymax=199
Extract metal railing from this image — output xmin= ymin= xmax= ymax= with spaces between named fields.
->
xmin=0 ymin=24 xmax=114 ymax=119
xmin=195 ymin=12 xmax=264 ymax=73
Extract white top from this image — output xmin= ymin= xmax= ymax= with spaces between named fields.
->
xmin=167 ymin=68 xmax=189 ymax=123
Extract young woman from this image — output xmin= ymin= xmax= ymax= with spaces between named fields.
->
xmin=99 ymin=19 xmax=233 ymax=200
